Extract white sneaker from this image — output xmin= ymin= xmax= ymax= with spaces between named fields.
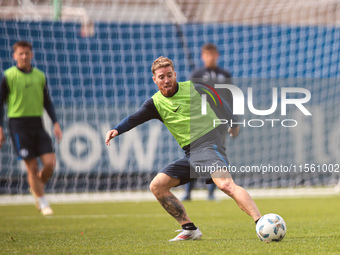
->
xmin=169 ymin=228 xmax=202 ymax=241
xmin=41 ymin=207 xmax=54 ymax=216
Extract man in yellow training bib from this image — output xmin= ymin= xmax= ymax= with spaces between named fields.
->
xmin=0 ymin=41 xmax=62 ymax=216
xmin=105 ymin=56 xmax=261 ymax=241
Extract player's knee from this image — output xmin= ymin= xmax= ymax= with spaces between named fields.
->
xmin=26 ymin=166 xmax=39 ymax=176
xmin=217 ymin=180 xmax=236 ymax=196
xmin=149 ymin=179 xmax=165 ymax=197
xmin=42 ymin=155 xmax=56 ymax=171
xmin=149 ymin=180 xmax=158 ymax=194
xmin=25 ymin=161 xmax=39 ymax=175
xmin=44 ymin=160 xmax=55 ymax=171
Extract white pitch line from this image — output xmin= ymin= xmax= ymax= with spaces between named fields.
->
xmin=1 ymin=212 xmax=227 ymax=220
xmin=1 ymin=213 xmax=170 ymax=220
xmin=0 ymin=187 xmax=339 ymax=205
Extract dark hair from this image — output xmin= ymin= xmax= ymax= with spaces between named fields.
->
xmin=12 ymin=41 xmax=33 ymax=52
xmin=201 ymin=43 xmax=218 ymax=53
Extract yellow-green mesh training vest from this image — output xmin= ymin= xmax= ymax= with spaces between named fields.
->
xmin=4 ymin=66 xmax=45 ymax=118
xmin=152 ymin=81 xmax=219 ymax=148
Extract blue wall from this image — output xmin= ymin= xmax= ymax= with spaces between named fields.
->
xmin=0 ymin=21 xmax=339 ymax=193
xmin=1 ymin=21 xmax=339 ymax=106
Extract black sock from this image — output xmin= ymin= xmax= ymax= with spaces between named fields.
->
xmin=182 ymin=223 xmax=197 ymax=230
xmin=255 ymin=218 xmax=260 ymax=225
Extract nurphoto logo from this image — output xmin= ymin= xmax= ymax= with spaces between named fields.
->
xmin=200 ymin=84 xmax=312 ymax=128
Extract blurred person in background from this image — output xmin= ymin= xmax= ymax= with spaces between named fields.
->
xmin=0 ymin=41 xmax=62 ymax=215
xmin=183 ymin=43 xmax=234 ymax=201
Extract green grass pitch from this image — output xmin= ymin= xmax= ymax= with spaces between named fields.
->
xmin=0 ymin=196 xmax=339 ymax=254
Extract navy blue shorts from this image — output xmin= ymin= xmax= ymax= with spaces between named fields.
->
xmin=9 ymin=117 xmax=54 ymax=160
xmin=161 ymin=128 xmax=230 ymax=186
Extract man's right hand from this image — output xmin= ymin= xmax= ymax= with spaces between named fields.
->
xmin=228 ymin=126 xmax=239 ymax=137
xmin=105 ymin=129 xmax=118 ymax=146
xmin=0 ymin=127 xmax=5 ymax=148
